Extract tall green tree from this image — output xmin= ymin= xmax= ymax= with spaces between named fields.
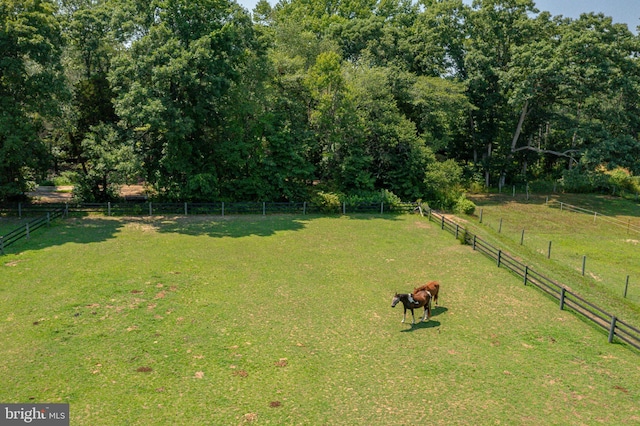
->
xmin=110 ymin=0 xmax=259 ymax=200
xmin=0 ymin=0 xmax=66 ymax=199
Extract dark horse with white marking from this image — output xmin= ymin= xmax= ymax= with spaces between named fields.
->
xmin=391 ymin=290 xmax=432 ymax=324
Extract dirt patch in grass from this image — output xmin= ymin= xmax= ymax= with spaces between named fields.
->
xmin=274 ymin=358 xmax=288 ymax=367
xmin=242 ymin=413 xmax=257 ymax=423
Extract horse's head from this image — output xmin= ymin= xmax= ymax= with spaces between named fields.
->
xmin=391 ymin=293 xmax=401 ymax=308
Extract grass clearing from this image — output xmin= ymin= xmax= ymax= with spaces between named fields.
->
xmin=1 ymin=214 xmax=639 ymax=425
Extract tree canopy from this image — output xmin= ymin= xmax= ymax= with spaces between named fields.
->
xmin=2 ymin=0 xmax=639 ymax=205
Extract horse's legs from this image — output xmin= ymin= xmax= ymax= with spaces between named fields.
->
xmin=402 ymin=307 xmax=406 ymax=323
xmin=421 ymin=298 xmax=431 ymax=322
xmin=410 ymin=308 xmax=416 ymax=324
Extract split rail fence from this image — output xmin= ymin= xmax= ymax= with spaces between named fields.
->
xmin=0 ymin=200 xmax=415 ymax=252
xmin=0 ymin=206 xmax=66 ymax=254
xmin=3 ymin=201 xmax=639 ymax=352
xmin=425 ymin=208 xmax=640 ymax=352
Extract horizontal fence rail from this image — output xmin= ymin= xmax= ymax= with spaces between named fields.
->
xmin=0 ymin=200 xmax=417 ymax=217
xmin=0 ymin=200 xmax=416 ymax=253
xmin=425 ymin=208 xmax=640 ymax=353
xmin=4 ymin=200 xmax=638 ymax=351
xmin=0 ymin=207 xmax=66 ymax=253
xmin=547 ymin=200 xmax=640 ymax=235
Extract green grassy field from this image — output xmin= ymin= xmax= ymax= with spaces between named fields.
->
xmin=464 ymin=194 xmax=640 ymax=325
xmin=1 ymin=213 xmax=639 ymax=425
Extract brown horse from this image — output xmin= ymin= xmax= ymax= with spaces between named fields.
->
xmin=391 ymin=290 xmax=432 ymax=324
xmin=414 ymin=281 xmax=440 ymax=307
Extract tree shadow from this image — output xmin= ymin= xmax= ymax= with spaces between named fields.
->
xmin=1 ymin=211 xmax=412 ymax=255
xmin=153 ymin=212 xmax=405 ymax=239
xmin=154 ymin=215 xmax=308 ymax=238
xmin=2 ymin=214 xmax=126 ymax=255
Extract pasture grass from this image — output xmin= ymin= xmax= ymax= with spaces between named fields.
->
xmin=1 ymin=213 xmax=639 ymax=425
xmin=464 ymin=193 xmax=640 ymax=324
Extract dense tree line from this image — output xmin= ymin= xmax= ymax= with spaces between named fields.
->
xmin=1 ymin=0 xmax=639 ymax=208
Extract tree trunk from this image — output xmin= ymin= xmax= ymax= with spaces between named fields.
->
xmin=510 ymin=100 xmax=528 ymax=153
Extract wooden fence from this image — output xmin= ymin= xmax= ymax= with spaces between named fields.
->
xmin=0 ymin=200 xmax=415 ymax=252
xmin=547 ymin=200 xmax=640 ymax=235
xmin=0 ymin=207 xmax=66 ymax=254
xmin=425 ymin=208 xmax=640 ymax=352
xmin=0 ymin=200 xmax=416 ymax=217
xmin=4 ymin=201 xmax=638 ymax=351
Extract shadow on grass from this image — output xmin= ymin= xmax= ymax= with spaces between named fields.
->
xmin=153 ymin=213 xmax=405 ymax=239
xmin=400 ymin=319 xmax=441 ymax=332
xmin=2 ymin=214 xmax=126 ymax=256
xmin=2 ymin=212 xmax=410 ymax=256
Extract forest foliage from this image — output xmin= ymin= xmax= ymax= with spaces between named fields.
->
xmin=2 ymin=0 xmax=640 ymax=208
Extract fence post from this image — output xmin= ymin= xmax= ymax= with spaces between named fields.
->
xmin=441 ymin=216 xmax=445 ymax=230
xmin=608 ymin=316 xmax=617 ymax=343
xmin=499 ymin=218 xmax=503 ymax=233
xmin=548 ymin=241 xmax=552 ymax=259
xmin=582 ymin=255 xmax=586 ymax=276
xmin=594 ymin=212 xmax=597 ymax=223
xmin=455 ymin=224 xmax=459 ymax=239
xmin=0 ymin=236 xmax=4 ymax=254
xmin=479 ymin=208 xmax=483 ymax=223
xmin=497 ymin=250 xmax=502 ymax=267
xmin=342 ymin=202 xmax=346 ymax=215
xmin=184 ymin=202 xmax=188 ymax=215
xmin=520 ymin=229 xmax=525 ymax=245
xmin=524 ymin=265 xmax=528 ymax=285
xmin=560 ymin=202 xmax=564 ymax=211
xmin=473 ymin=235 xmax=477 ymax=250
xmin=560 ymin=287 xmax=566 ymax=310
xmin=624 ymin=275 xmax=630 ymax=298
xmin=108 ymin=202 xmax=111 ymax=216
xmin=263 ymin=202 xmax=266 ymax=216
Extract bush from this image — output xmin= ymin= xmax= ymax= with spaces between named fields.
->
xmin=454 ymin=195 xmax=476 ymax=215
xmin=53 ymin=171 xmax=78 ymax=186
xmin=314 ymin=189 xmax=404 ymax=212
xmin=606 ymin=167 xmax=635 ymax=194
xmin=560 ymin=168 xmax=598 ymax=193
xmin=311 ymin=191 xmax=342 ymax=213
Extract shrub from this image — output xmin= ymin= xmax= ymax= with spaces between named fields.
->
xmin=312 ymin=191 xmax=342 ymax=213
xmin=606 ymin=167 xmax=635 ymax=193
xmin=454 ymin=195 xmax=476 ymax=215
xmin=560 ymin=168 xmax=597 ymax=193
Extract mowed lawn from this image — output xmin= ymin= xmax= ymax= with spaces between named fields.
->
xmin=1 ymin=214 xmax=639 ymax=425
